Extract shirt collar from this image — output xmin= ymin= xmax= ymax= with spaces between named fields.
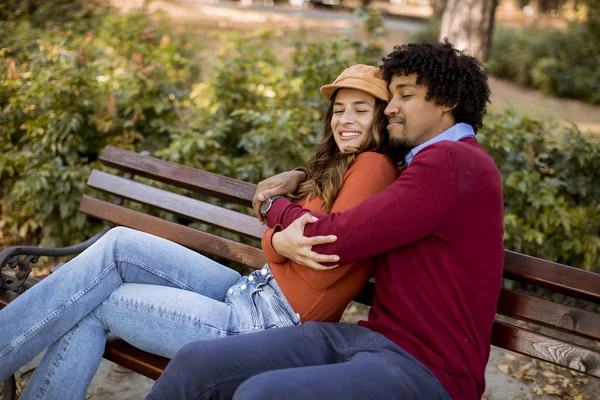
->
xmin=405 ymin=123 xmax=475 ymax=165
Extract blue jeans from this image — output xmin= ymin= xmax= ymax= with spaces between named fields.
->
xmin=0 ymin=227 xmax=300 ymax=400
xmin=147 ymin=322 xmax=451 ymax=400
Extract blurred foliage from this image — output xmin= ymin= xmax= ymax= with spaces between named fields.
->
xmin=0 ymin=0 xmax=200 ymax=246
xmin=478 ymin=108 xmax=600 ymax=271
xmin=412 ymin=16 xmax=600 ymax=104
xmin=488 ymin=25 xmax=600 ymax=104
xmin=409 ymin=16 xmax=441 ymax=44
xmin=0 ymin=3 xmax=598 ymax=272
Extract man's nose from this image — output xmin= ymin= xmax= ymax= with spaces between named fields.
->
xmin=384 ymin=101 xmax=399 ymax=116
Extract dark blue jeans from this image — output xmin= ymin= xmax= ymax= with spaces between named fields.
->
xmin=146 ymin=322 xmax=451 ymax=400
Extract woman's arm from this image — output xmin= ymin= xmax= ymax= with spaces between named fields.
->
xmin=261 ymin=152 xmax=399 ymax=290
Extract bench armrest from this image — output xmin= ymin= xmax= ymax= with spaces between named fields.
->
xmin=0 ymin=226 xmax=111 ymax=294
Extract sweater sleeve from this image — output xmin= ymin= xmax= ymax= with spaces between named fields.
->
xmin=289 ymin=152 xmax=399 ymax=290
xmin=265 ymin=144 xmax=455 ymax=265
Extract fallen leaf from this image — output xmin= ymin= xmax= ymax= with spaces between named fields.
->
xmin=543 ymin=370 xmax=557 ymax=378
xmin=542 ymin=384 xmax=561 ymax=395
xmin=497 ymin=363 xmax=510 ymax=375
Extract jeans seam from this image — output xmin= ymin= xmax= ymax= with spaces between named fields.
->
xmin=104 ymin=297 xmax=231 ymax=334
xmin=344 ymin=331 xmax=381 ymax=362
xmin=191 ymin=373 xmax=260 ymax=400
xmin=117 ymin=257 xmax=195 ymax=291
xmin=0 ymin=263 xmax=116 ymax=357
xmin=30 ymin=327 xmax=74 ymax=400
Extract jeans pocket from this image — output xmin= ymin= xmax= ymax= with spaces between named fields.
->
xmin=250 ymin=286 xmax=284 ymax=330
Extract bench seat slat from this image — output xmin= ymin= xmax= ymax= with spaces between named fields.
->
xmin=99 ymin=146 xmax=255 ymax=207
xmin=87 ymin=170 xmax=266 ymax=240
xmin=104 ymin=337 xmax=169 ymax=381
xmin=497 ymin=289 xmax=600 ymax=341
xmin=79 ymin=196 xmax=268 ymax=269
xmin=492 ymin=321 xmax=600 ymax=378
xmin=503 ymin=251 xmax=600 ymax=303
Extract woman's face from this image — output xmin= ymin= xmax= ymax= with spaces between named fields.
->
xmin=330 ymin=88 xmax=377 ymax=153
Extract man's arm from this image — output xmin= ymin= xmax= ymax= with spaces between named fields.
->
xmin=262 ymin=153 xmax=399 ymax=289
xmin=267 ymin=145 xmax=456 ymax=265
xmin=252 ymin=170 xmax=309 ymax=222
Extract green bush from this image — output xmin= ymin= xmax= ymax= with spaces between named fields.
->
xmin=0 ymin=1 xmax=200 ymax=246
xmin=488 ymin=26 xmax=600 ymax=104
xmin=409 ymin=16 xmax=441 ymax=44
xmin=478 ymin=108 xmax=600 ymax=271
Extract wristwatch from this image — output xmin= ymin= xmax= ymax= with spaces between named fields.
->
xmin=260 ymin=195 xmax=285 ymax=218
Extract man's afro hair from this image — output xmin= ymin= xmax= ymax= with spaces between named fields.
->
xmin=381 ymin=40 xmax=490 ymax=132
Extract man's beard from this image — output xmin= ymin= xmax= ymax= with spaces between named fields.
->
xmin=387 ymin=136 xmax=412 ymax=163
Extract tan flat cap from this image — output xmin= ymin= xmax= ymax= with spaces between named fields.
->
xmin=320 ymin=64 xmax=389 ymax=102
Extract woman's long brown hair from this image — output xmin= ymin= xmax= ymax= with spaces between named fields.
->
xmin=290 ymin=94 xmax=390 ymax=213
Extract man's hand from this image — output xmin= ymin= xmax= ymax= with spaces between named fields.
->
xmin=271 ymin=214 xmax=339 ymax=270
xmin=253 ymin=170 xmax=308 ymax=222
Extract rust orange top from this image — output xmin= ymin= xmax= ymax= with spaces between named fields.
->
xmin=262 ymin=152 xmax=399 ymax=322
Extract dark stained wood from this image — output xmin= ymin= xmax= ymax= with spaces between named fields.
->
xmin=104 ymin=337 xmax=169 ymax=380
xmin=99 ymin=146 xmax=256 ymax=207
xmin=79 ymin=196 xmax=267 ymax=270
xmin=503 ymin=250 xmax=600 ymax=303
xmin=497 ymin=290 xmax=600 ymax=341
xmin=492 ymin=322 xmax=600 ymax=378
xmin=87 ymin=170 xmax=266 ymax=240
xmin=0 ymin=290 xmax=19 ymax=309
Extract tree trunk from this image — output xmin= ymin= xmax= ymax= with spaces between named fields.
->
xmin=439 ymin=0 xmax=499 ymax=62
xmin=432 ymin=0 xmax=448 ymax=17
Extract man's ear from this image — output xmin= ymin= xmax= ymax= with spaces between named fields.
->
xmin=441 ymin=103 xmax=457 ymax=113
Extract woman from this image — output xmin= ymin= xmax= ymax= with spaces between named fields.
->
xmin=0 ymin=64 xmax=400 ymax=399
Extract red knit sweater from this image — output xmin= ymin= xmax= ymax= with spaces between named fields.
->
xmin=266 ymin=137 xmax=505 ymax=400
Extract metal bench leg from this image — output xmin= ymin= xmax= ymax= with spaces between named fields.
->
xmin=1 ymin=374 xmax=17 ymax=400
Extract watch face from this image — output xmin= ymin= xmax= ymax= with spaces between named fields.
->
xmin=260 ymin=198 xmax=272 ymax=216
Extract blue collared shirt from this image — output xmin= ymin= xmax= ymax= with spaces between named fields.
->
xmin=405 ymin=123 xmax=475 ymax=165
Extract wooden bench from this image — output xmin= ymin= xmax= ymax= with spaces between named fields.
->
xmin=1 ymin=145 xmax=599 ymax=398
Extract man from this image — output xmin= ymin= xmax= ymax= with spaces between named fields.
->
xmin=146 ymin=40 xmax=504 ymax=400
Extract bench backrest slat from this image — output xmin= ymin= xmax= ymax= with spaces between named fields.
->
xmin=504 ymin=251 xmax=600 ymax=303
xmin=0 ymin=290 xmax=18 ymax=309
xmin=87 ymin=170 xmax=266 ymax=240
xmin=497 ymin=289 xmax=600 ymax=341
xmin=492 ymin=321 xmax=600 ymax=378
xmin=79 ymin=196 xmax=267 ymax=269
xmin=99 ymin=145 xmax=255 ymax=206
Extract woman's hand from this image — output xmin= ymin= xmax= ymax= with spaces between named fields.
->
xmin=271 ymin=214 xmax=339 ymax=270
xmin=253 ymin=170 xmax=308 ymax=223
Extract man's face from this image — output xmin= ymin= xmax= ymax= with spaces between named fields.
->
xmin=385 ymin=74 xmax=451 ymax=150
